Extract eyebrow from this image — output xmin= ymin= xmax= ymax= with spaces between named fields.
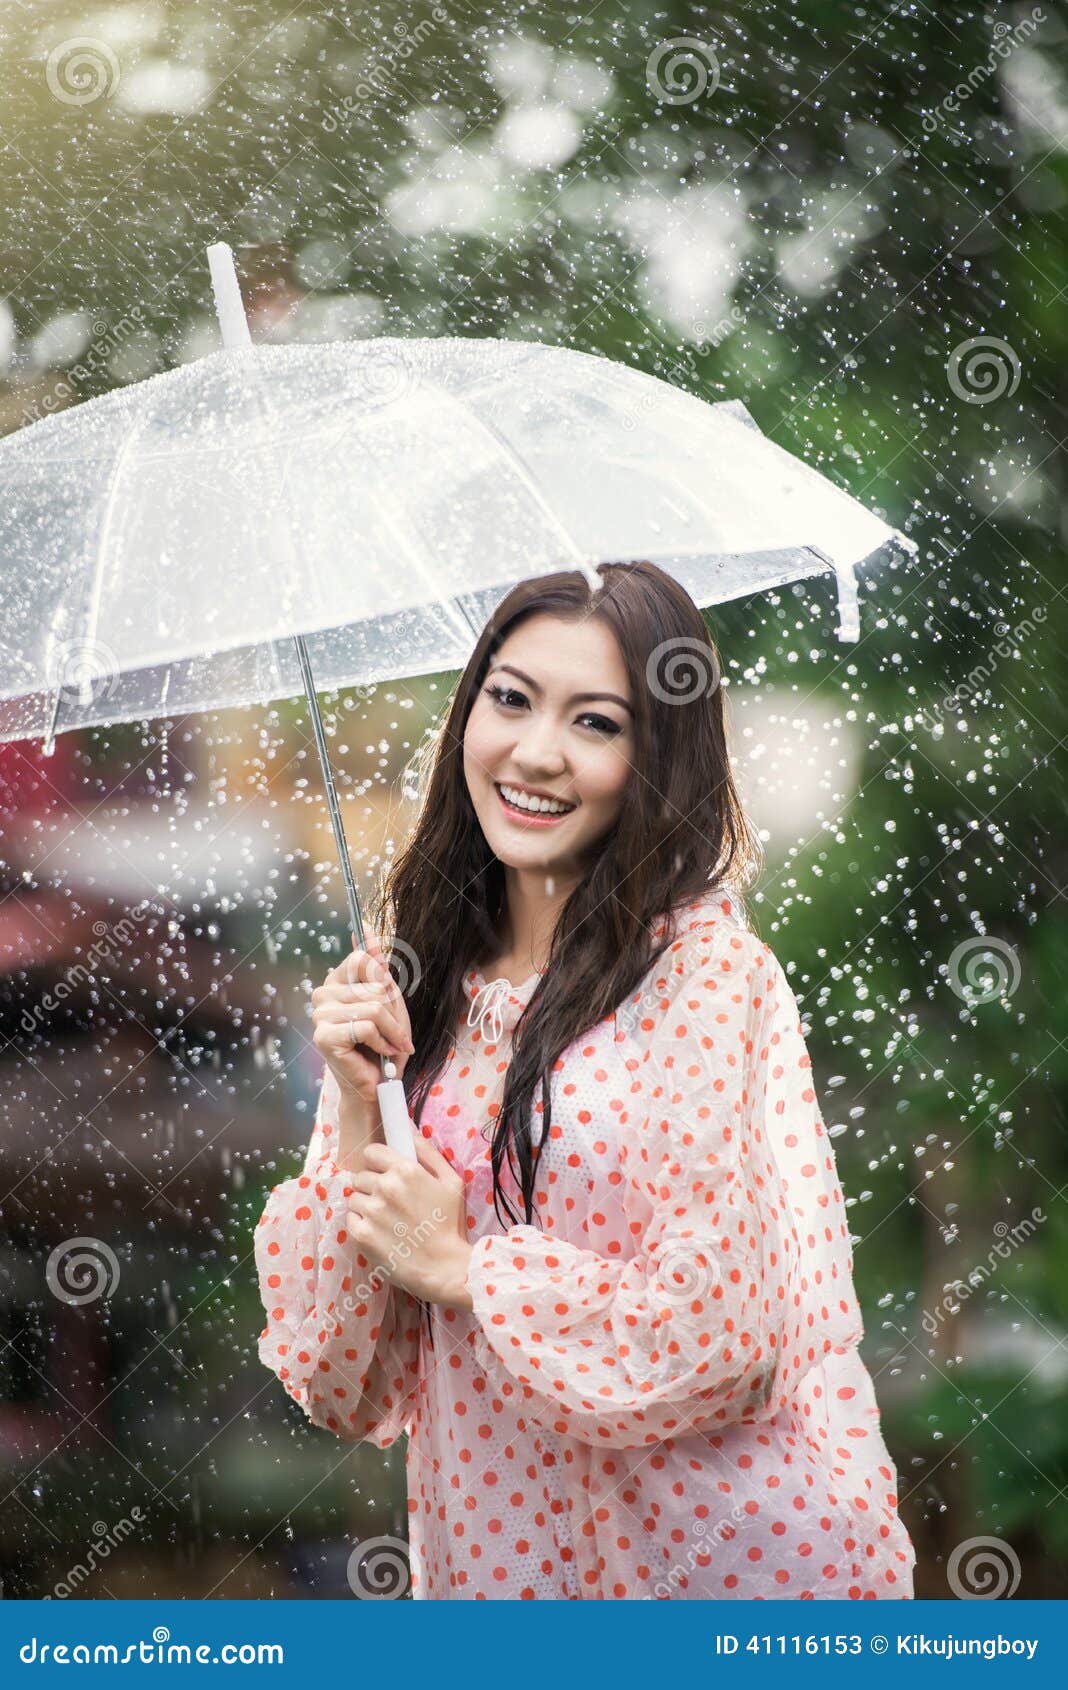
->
xmin=489 ymin=663 xmax=634 ymax=717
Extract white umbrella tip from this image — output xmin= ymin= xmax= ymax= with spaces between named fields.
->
xmin=206 ymin=242 xmax=253 ymax=351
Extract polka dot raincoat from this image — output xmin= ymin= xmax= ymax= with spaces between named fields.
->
xmin=255 ymin=893 xmax=916 ymax=1599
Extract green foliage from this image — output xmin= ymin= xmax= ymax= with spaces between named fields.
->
xmin=1 ymin=0 xmax=1063 ymax=1591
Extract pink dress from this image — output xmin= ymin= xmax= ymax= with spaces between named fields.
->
xmin=255 ymin=892 xmax=916 ymax=1599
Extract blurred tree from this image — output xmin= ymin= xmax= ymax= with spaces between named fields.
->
xmin=0 ymin=0 xmax=1064 ymax=1596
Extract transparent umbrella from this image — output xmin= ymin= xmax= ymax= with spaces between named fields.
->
xmin=0 ymin=244 xmax=912 ymax=1143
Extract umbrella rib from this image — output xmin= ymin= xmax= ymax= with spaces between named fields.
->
xmin=81 ymin=389 xmax=156 ymax=661
xmin=442 ymin=386 xmax=593 ymax=576
xmin=364 ymin=484 xmax=482 ymax=651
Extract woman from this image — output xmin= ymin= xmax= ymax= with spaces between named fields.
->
xmin=255 ymin=560 xmax=916 ymax=1600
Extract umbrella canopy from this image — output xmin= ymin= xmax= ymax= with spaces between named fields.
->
xmin=0 ymin=243 xmax=915 ymax=1153
xmin=0 ymin=328 xmax=911 ymax=746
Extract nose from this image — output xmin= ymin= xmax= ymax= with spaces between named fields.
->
xmin=512 ymin=715 xmax=567 ymax=780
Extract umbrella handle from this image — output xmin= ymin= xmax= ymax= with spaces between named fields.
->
xmin=377 ymin=1075 xmax=418 ymax=1161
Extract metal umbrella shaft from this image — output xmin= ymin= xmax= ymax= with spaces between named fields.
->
xmin=207 ymin=243 xmax=366 ymax=952
xmin=292 ymin=632 xmax=365 ymax=950
xmin=205 ymin=239 xmax=426 ymax=1171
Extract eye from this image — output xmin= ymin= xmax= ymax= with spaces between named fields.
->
xmin=484 ymin=683 xmax=622 ymax=736
xmin=484 ymin=683 xmax=526 ymax=710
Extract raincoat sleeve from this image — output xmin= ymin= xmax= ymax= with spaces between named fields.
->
xmin=254 ymin=1066 xmax=421 ymax=1449
xmin=465 ymin=920 xmax=859 ymax=1449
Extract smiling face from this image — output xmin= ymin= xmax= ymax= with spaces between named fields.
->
xmin=462 ymin=612 xmax=636 ymax=880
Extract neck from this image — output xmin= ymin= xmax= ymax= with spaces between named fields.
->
xmin=497 ymin=862 xmax=578 ymax=973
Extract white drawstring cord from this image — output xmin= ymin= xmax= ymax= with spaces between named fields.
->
xmin=466 ymin=977 xmax=513 ymax=1044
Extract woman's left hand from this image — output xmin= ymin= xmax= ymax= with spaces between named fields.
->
xmin=345 ymin=1134 xmax=474 ymax=1311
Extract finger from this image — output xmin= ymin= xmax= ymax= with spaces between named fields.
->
xmin=312 ymin=1009 xmax=382 ymax=1043
xmin=326 ymin=947 xmax=378 ymax=987
xmin=313 ymin=993 xmax=394 ymax=1027
xmin=315 ymin=997 xmax=410 ymax=1049
xmin=311 ymin=983 xmax=391 ymax=1019
xmin=320 ymin=980 xmax=392 ymax=1001
xmin=340 ymin=943 xmax=390 ymax=991
xmin=348 ymin=1190 xmax=384 ymax=1218
xmin=346 ymin=1210 xmax=374 ymax=1248
xmin=364 ymin=929 xmax=402 ymax=996
xmin=364 ymin=926 xmax=390 ymax=966
xmin=334 ymin=983 xmax=407 ymax=1028
xmin=415 ymin=1135 xmax=459 ymax=1178
xmin=320 ymin=1015 xmax=400 ymax=1061
xmin=345 ymin=1172 xmax=380 ymax=1197
xmin=361 ymin=1142 xmax=412 ymax=1172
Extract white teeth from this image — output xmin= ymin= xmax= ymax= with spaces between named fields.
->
xmin=498 ymin=783 xmax=575 ymax=816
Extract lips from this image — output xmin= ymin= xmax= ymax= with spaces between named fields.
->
xmin=494 ymin=782 xmax=576 ymax=826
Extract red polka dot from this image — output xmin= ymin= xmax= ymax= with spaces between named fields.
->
xmin=252 ymin=897 xmax=914 ymax=1599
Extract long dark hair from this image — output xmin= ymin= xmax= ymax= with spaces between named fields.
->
xmin=371 ymin=560 xmax=761 ymax=1232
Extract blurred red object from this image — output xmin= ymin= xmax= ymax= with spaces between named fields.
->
xmin=0 ymin=733 xmax=78 ymax=818
xmin=0 ymin=886 xmax=93 ymax=971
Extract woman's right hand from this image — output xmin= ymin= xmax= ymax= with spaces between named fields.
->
xmin=310 ymin=926 xmax=415 ymax=1106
